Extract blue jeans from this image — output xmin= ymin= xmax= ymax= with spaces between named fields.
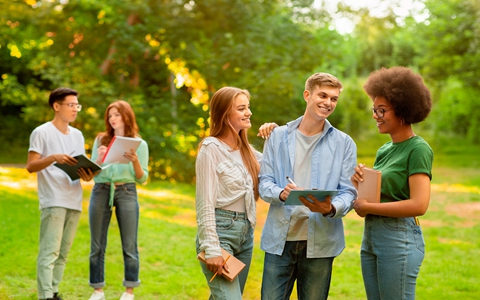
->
xmin=37 ymin=207 xmax=81 ymax=299
xmin=197 ymin=209 xmax=254 ymax=300
xmin=261 ymin=241 xmax=334 ymax=300
xmin=89 ymin=183 xmax=140 ymax=288
xmin=361 ymin=215 xmax=425 ymax=300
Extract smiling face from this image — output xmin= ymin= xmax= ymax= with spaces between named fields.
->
xmin=304 ymin=85 xmax=340 ymax=121
xmin=228 ymin=93 xmax=252 ymax=133
xmin=108 ymin=107 xmax=125 ymax=134
xmin=373 ymin=96 xmax=402 ymax=135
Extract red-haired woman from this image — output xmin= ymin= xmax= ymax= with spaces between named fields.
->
xmin=196 ymin=87 xmax=261 ymax=299
xmin=88 ymin=100 xmax=149 ymax=300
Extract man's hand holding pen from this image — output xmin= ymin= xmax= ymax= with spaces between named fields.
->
xmin=280 ymin=176 xmax=301 ymax=201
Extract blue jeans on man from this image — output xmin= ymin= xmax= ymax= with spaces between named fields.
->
xmin=89 ymin=183 xmax=140 ymax=288
xmin=261 ymin=241 xmax=334 ymax=300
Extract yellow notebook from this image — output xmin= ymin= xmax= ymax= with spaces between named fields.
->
xmin=197 ymin=248 xmax=245 ymax=282
xmin=357 ymin=167 xmax=382 ymax=203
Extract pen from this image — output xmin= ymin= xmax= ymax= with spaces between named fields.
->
xmin=210 ymin=255 xmax=231 ymax=282
xmin=286 ymin=176 xmax=297 ymax=187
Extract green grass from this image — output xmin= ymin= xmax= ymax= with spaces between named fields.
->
xmin=1 ymin=137 xmax=480 ymax=299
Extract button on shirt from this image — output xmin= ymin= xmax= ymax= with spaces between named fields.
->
xmin=259 ymin=116 xmax=357 ymax=258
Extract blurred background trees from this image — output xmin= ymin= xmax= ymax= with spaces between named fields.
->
xmin=1 ymin=0 xmax=479 ymax=182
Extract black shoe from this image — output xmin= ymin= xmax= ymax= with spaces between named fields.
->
xmin=53 ymin=293 xmax=63 ymax=300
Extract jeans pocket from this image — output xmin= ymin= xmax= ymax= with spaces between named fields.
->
xmin=123 ymin=185 xmax=137 ymax=196
xmin=382 ymin=217 xmax=407 ymax=231
xmin=92 ymin=183 xmax=103 ymax=192
xmin=413 ymin=226 xmax=425 ymax=253
xmin=216 ymin=217 xmax=234 ymax=231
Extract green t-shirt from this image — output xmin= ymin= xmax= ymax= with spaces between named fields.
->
xmin=373 ymin=136 xmax=433 ymax=203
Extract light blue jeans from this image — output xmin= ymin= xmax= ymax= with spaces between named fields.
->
xmin=37 ymin=207 xmax=81 ymax=299
xmin=197 ymin=209 xmax=254 ymax=300
xmin=261 ymin=241 xmax=334 ymax=300
xmin=361 ymin=215 xmax=425 ymax=300
xmin=89 ymin=183 xmax=140 ymax=288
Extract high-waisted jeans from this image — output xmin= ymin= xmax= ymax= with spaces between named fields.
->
xmin=197 ymin=208 xmax=254 ymax=300
xmin=361 ymin=215 xmax=425 ymax=300
xmin=89 ymin=183 xmax=140 ymax=288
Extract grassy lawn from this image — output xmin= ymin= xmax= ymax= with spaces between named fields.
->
xmin=1 ymin=137 xmax=480 ymax=299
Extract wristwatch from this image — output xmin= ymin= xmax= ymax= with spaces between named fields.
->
xmin=323 ymin=205 xmax=336 ymax=218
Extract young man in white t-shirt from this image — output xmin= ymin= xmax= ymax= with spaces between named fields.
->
xmin=26 ymin=87 xmax=94 ymax=300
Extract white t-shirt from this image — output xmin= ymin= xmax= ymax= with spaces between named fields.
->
xmin=28 ymin=122 xmax=85 ymax=211
xmin=287 ymin=129 xmax=322 ymax=241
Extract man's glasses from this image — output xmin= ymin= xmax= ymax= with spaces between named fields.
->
xmin=372 ymin=107 xmax=392 ymax=118
xmin=61 ymin=103 xmax=82 ymax=111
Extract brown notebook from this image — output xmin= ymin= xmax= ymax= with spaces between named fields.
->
xmin=357 ymin=167 xmax=382 ymax=203
xmin=197 ymin=248 xmax=246 ymax=282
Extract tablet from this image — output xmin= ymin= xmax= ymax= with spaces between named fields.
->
xmin=284 ymin=190 xmax=339 ymax=206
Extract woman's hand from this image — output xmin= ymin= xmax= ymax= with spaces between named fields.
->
xmin=206 ymin=256 xmax=229 ymax=276
xmin=123 ymin=148 xmax=139 ymax=162
xmin=353 ymin=198 xmax=369 ymax=217
xmin=351 ymin=163 xmax=365 ymax=189
xmin=96 ymin=145 xmax=107 ymax=164
xmin=257 ymin=122 xmax=278 ymax=139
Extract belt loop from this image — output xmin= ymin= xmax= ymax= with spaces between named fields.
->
xmin=233 ymin=212 xmax=238 ymax=221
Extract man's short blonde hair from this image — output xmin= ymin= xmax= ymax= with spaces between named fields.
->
xmin=305 ymin=72 xmax=343 ymax=93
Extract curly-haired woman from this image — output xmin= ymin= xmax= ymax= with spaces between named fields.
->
xmin=351 ymin=66 xmax=434 ymax=300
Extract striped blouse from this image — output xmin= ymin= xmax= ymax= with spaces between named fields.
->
xmin=195 ymin=137 xmax=262 ymax=259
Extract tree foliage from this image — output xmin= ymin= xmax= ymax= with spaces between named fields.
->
xmin=1 ymin=0 xmax=480 ymax=181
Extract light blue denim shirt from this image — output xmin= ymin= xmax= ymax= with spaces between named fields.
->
xmin=259 ymin=116 xmax=357 ymax=258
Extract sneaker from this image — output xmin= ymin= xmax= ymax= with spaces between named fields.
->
xmin=119 ymin=292 xmax=134 ymax=300
xmin=89 ymin=291 xmax=106 ymax=300
xmin=53 ymin=292 xmax=63 ymax=300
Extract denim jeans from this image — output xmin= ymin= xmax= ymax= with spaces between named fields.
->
xmin=37 ymin=207 xmax=81 ymax=299
xmin=197 ymin=209 xmax=254 ymax=300
xmin=261 ymin=241 xmax=334 ymax=300
xmin=361 ymin=215 xmax=425 ymax=300
xmin=89 ymin=183 xmax=140 ymax=288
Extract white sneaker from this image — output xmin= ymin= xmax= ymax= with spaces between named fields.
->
xmin=119 ymin=292 xmax=134 ymax=300
xmin=89 ymin=291 xmax=106 ymax=300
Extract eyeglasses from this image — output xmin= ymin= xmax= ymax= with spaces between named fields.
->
xmin=60 ymin=103 xmax=82 ymax=111
xmin=372 ymin=107 xmax=392 ymax=118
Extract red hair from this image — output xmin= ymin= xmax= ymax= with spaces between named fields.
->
xmin=97 ymin=100 xmax=140 ymax=146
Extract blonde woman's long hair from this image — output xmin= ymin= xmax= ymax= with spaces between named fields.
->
xmin=201 ymin=86 xmax=260 ymax=200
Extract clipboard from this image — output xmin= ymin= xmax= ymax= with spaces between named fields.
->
xmin=285 ymin=190 xmax=339 ymax=206
xmin=101 ymin=136 xmax=142 ymax=164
